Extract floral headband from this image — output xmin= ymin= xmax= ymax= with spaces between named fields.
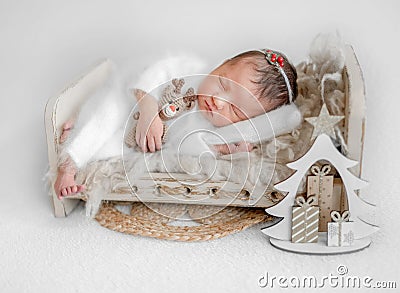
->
xmin=259 ymin=49 xmax=294 ymax=103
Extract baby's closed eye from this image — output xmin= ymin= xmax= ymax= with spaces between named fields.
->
xmin=231 ymin=104 xmax=246 ymax=120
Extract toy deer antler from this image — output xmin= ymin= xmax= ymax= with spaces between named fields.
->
xmin=172 ymin=78 xmax=185 ymax=94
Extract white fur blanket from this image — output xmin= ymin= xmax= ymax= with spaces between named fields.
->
xmin=68 ymin=33 xmax=347 ymax=218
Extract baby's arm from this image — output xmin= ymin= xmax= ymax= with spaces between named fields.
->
xmin=212 ymin=141 xmax=254 ymax=155
xmin=128 ymin=53 xmax=208 ymax=153
xmin=133 ymin=89 xmax=163 ymax=153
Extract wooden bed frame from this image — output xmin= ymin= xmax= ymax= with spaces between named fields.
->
xmin=44 ymin=45 xmax=366 ymax=217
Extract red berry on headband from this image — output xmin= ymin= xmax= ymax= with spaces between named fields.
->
xmin=271 ymin=53 xmax=276 ymax=62
xmin=279 ymin=61 xmax=284 ymax=67
xmin=277 ymin=56 xmax=284 ymax=63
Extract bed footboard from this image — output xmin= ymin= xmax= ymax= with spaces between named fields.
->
xmin=44 ymin=58 xmax=114 ymax=217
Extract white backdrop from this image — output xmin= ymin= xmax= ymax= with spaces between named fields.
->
xmin=1 ymin=0 xmax=399 ymax=292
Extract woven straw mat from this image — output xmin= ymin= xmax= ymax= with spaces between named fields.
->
xmin=95 ymin=201 xmax=273 ymax=242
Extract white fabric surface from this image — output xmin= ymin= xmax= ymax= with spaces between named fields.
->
xmin=202 ymin=103 xmax=302 ymax=145
xmin=1 ymin=1 xmax=399 ymax=292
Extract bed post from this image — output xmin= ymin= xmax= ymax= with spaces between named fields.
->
xmin=343 ymin=45 xmax=366 ymax=177
xmin=44 ymin=94 xmax=81 ymax=217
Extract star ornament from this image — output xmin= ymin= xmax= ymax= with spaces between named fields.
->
xmin=305 ymin=103 xmax=344 ymax=140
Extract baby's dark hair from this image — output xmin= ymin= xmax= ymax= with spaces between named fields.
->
xmin=225 ymin=50 xmax=298 ymax=110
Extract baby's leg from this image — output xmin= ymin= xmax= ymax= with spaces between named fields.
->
xmin=54 ymin=122 xmax=85 ymax=199
xmin=59 ymin=118 xmax=74 ymax=144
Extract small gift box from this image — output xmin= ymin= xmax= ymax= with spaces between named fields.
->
xmin=327 ymin=210 xmax=355 ymax=247
xmin=291 ymin=196 xmax=320 ymax=243
xmin=307 ymin=164 xmax=334 ymax=207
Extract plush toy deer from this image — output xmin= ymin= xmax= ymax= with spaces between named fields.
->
xmin=125 ymin=78 xmax=197 ymax=150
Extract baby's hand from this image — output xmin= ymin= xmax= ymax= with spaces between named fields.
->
xmin=212 ymin=141 xmax=254 ymax=155
xmin=136 ymin=112 xmax=164 ymax=153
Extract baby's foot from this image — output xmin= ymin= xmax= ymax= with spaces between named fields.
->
xmin=59 ymin=119 xmax=74 ymax=144
xmin=54 ymin=170 xmax=85 ymax=200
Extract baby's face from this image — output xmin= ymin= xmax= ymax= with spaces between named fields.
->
xmin=197 ymin=60 xmax=270 ymax=127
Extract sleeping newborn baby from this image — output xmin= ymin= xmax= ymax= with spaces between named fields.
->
xmin=54 ymin=49 xmax=299 ymax=199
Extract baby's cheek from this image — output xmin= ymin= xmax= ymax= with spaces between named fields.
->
xmin=197 ymin=99 xmax=206 ymax=111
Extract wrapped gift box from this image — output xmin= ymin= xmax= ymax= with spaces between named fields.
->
xmin=318 ymin=178 xmax=349 ymax=232
xmin=327 ymin=210 xmax=355 ymax=247
xmin=307 ymin=164 xmax=333 ymax=206
xmin=291 ymin=196 xmax=319 ymax=243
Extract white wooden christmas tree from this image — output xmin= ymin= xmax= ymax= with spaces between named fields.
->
xmin=261 ymin=133 xmax=379 ymax=254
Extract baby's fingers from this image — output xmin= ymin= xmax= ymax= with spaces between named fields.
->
xmin=136 ymin=129 xmax=141 ymax=147
xmin=138 ymin=134 xmax=148 ymax=153
xmin=236 ymin=141 xmax=253 ymax=152
xmin=212 ymin=143 xmax=231 ymax=155
xmin=147 ymin=136 xmax=156 ymax=153
xmin=155 ymin=134 xmax=162 ymax=151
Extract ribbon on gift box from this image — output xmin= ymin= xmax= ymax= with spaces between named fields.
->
xmin=311 ymin=164 xmax=331 ymax=176
xmin=310 ymin=164 xmax=331 ymax=199
xmin=295 ymin=195 xmax=317 ymax=208
xmin=330 ymin=210 xmax=350 ymax=246
xmin=331 ymin=210 xmax=350 ymax=222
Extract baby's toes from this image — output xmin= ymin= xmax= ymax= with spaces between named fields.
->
xmin=63 ymin=119 xmax=74 ymax=130
xmin=71 ymin=185 xmax=78 ymax=193
xmin=60 ymin=132 xmax=68 ymax=144
xmin=61 ymin=188 xmax=68 ymax=196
